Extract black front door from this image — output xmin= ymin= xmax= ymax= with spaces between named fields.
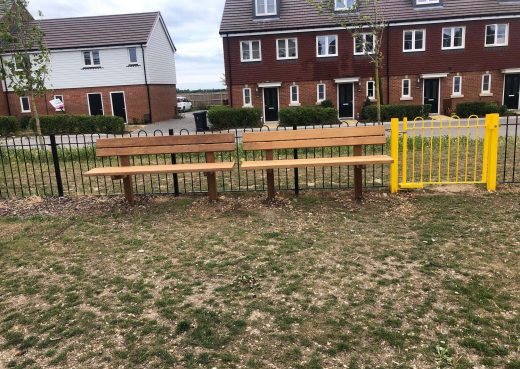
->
xmin=504 ymin=75 xmax=520 ymax=110
xmin=263 ymin=88 xmax=279 ymax=122
xmin=111 ymin=92 xmax=127 ymax=123
xmin=338 ymin=83 xmax=354 ymax=118
xmin=88 ymin=93 xmax=103 ymax=116
xmin=424 ymin=79 xmax=439 ymax=114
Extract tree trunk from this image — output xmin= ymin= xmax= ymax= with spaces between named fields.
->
xmin=30 ymin=92 xmax=44 ymax=146
xmin=374 ymin=63 xmax=382 ymax=123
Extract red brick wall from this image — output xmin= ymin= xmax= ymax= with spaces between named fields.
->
xmin=4 ymin=84 xmax=176 ymax=123
xmin=0 ymin=91 xmax=9 ymax=116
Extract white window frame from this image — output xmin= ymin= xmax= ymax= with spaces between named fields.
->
xmin=128 ymin=47 xmax=138 ymax=64
xmin=401 ymin=79 xmax=412 ymax=100
xmin=481 ymin=74 xmax=492 ymax=95
xmin=276 ymin=38 xmax=298 ymax=60
xmin=316 ymin=35 xmax=338 ymax=57
xmin=83 ymin=50 xmax=101 ymax=66
xmin=317 ymin=83 xmax=326 ymax=103
xmin=335 ymin=0 xmax=356 ymax=11
xmin=240 ymin=40 xmax=262 ymax=62
xmin=290 ymin=85 xmax=300 ymax=106
xmin=243 ymin=88 xmax=253 ymax=107
xmin=354 ymin=33 xmax=375 ymax=55
xmin=366 ymin=80 xmax=376 ymax=100
xmin=442 ymin=27 xmax=466 ymax=50
xmin=255 ymin=0 xmax=277 ymax=16
xmin=452 ymin=76 xmax=463 ymax=97
xmin=20 ymin=96 xmax=31 ymax=113
xmin=485 ymin=24 xmax=509 ymax=47
xmin=416 ymin=0 xmax=440 ymax=4
xmin=403 ymin=29 xmax=426 ymax=52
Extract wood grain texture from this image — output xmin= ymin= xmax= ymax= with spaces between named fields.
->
xmin=241 ymin=155 xmax=393 ymax=170
xmin=243 ymin=136 xmax=386 ymax=151
xmin=96 ymin=133 xmax=235 ymax=149
xmin=85 ymin=162 xmax=235 ymax=177
xmin=243 ymin=126 xmax=385 ymax=143
xmin=96 ymin=143 xmax=236 ymax=157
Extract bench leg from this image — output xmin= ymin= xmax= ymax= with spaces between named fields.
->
xmin=207 ymin=173 xmax=218 ymax=201
xmin=266 ymin=169 xmax=275 ymax=200
xmin=123 ymin=176 xmax=134 ymax=203
xmin=353 ymin=145 xmax=363 ymax=201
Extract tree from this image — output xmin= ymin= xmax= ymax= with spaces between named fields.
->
xmin=307 ymin=0 xmax=386 ymax=122
xmin=0 ymin=0 xmax=50 ymax=136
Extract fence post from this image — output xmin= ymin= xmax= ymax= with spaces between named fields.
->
xmin=49 ymin=134 xmax=64 ymax=197
xmin=169 ymin=129 xmax=180 ymax=196
xmin=390 ymin=118 xmax=399 ymax=193
xmin=402 ymin=117 xmax=408 ymax=187
xmin=293 ymin=123 xmax=299 ymax=196
xmin=486 ymin=113 xmax=500 ymax=192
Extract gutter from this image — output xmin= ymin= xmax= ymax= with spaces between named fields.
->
xmin=0 ymin=56 xmax=12 ymax=116
xmin=140 ymin=44 xmax=153 ymax=123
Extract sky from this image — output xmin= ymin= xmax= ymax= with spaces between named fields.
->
xmin=27 ymin=0 xmax=227 ymax=90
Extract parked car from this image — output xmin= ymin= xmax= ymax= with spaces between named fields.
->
xmin=177 ymin=97 xmax=193 ymax=112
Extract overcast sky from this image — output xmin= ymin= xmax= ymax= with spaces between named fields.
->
xmin=27 ymin=0 xmax=227 ymax=90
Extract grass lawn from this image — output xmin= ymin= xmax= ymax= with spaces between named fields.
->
xmin=0 ymin=188 xmax=519 ymax=369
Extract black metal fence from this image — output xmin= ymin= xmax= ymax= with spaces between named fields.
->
xmin=0 ymin=116 xmax=518 ymax=199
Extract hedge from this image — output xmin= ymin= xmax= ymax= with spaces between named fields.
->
xmin=0 ymin=116 xmax=21 ymax=136
xmin=279 ymin=106 xmax=339 ymax=127
xmin=360 ymin=104 xmax=432 ymax=122
xmin=455 ymin=101 xmax=508 ymax=118
xmin=207 ymin=107 xmax=262 ymax=130
xmin=30 ymin=115 xmax=125 ymax=135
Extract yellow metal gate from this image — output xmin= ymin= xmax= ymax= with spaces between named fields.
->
xmin=390 ymin=113 xmax=500 ymax=192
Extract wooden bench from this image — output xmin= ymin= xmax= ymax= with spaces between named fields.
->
xmin=85 ymin=134 xmax=236 ymax=202
xmin=241 ymin=126 xmax=393 ymax=200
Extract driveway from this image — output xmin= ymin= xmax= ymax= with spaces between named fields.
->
xmin=136 ymin=112 xmax=197 ymax=134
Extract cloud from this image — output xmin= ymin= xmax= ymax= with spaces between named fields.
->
xmin=27 ymin=0 xmax=226 ymax=89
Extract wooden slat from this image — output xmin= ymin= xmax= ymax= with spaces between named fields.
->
xmin=241 ymin=155 xmax=393 ymax=170
xmin=243 ymin=136 xmax=387 ymax=151
xmin=96 ymin=133 xmax=235 ymax=149
xmin=96 ymin=143 xmax=236 ymax=157
xmin=85 ymin=162 xmax=235 ymax=177
xmin=243 ymin=126 xmax=385 ymax=143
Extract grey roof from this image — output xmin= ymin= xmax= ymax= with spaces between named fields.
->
xmin=220 ymin=0 xmax=520 ymax=34
xmin=38 ymin=12 xmax=161 ymax=50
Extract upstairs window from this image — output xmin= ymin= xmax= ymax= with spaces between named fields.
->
xmin=83 ymin=50 xmax=100 ymax=66
xmin=240 ymin=41 xmax=261 ymax=62
xmin=255 ymin=0 xmax=277 ymax=16
xmin=128 ymin=47 xmax=138 ymax=64
xmin=354 ymin=33 xmax=375 ymax=55
xmin=403 ymin=30 xmax=425 ymax=52
xmin=335 ymin=0 xmax=356 ymax=10
xmin=442 ymin=27 xmax=465 ymax=50
xmin=486 ymin=24 xmax=508 ymax=46
xmin=317 ymin=35 xmax=338 ymax=57
xmin=277 ymin=38 xmax=298 ymax=60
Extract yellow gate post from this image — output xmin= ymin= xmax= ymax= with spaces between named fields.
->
xmin=485 ymin=113 xmax=500 ymax=192
xmin=390 ymin=118 xmax=399 ymax=193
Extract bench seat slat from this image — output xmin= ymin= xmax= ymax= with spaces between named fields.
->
xmin=244 ymin=136 xmax=387 ymax=151
xmin=96 ymin=143 xmax=236 ymax=157
xmin=85 ymin=162 xmax=235 ymax=177
xmin=241 ymin=155 xmax=393 ymax=170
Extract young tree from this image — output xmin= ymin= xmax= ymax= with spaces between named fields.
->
xmin=307 ymin=0 xmax=386 ymax=122
xmin=0 ymin=0 xmax=50 ymax=136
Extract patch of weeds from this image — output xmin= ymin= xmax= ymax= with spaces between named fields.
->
xmin=373 ymin=327 xmax=406 ymax=348
xmin=186 ymin=309 xmax=246 ymax=349
xmin=506 ymin=361 xmax=520 ymax=369
xmin=49 ymin=350 xmax=68 ymax=366
xmin=175 ymin=320 xmax=191 ymax=335
xmin=460 ymin=337 xmax=508 ymax=357
xmin=435 ymin=345 xmax=453 ymax=367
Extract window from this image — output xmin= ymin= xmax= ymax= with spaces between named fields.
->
xmin=128 ymin=47 xmax=138 ymax=64
xmin=290 ymin=85 xmax=299 ymax=105
xmin=366 ymin=81 xmax=375 ymax=100
xmin=486 ymin=24 xmax=508 ymax=46
xmin=240 ymin=41 xmax=261 ymax=62
xmin=20 ymin=96 xmax=30 ymax=113
xmin=335 ymin=0 xmax=356 ymax=10
xmin=403 ymin=30 xmax=425 ymax=52
xmin=54 ymin=95 xmax=65 ymax=111
xmin=243 ymin=88 xmax=252 ymax=107
xmin=482 ymin=74 xmax=492 ymax=94
xmin=277 ymin=38 xmax=298 ymax=60
xmin=416 ymin=0 xmax=440 ymax=4
xmin=317 ymin=84 xmax=326 ymax=102
xmin=316 ymin=35 xmax=338 ymax=57
xmin=83 ymin=50 xmax=100 ymax=66
xmin=402 ymin=79 xmax=411 ymax=98
xmin=442 ymin=27 xmax=465 ymax=50
xmin=354 ymin=33 xmax=375 ymax=55
xmin=452 ymin=76 xmax=462 ymax=96
xmin=255 ymin=0 xmax=276 ymax=16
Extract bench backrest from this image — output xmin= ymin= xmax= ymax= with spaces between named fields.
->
xmin=242 ymin=126 xmax=386 ymax=151
xmin=95 ymin=133 xmax=236 ymax=157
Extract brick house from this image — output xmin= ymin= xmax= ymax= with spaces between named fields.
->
xmin=0 ymin=10 xmax=177 ymax=123
xmin=220 ymin=0 xmax=520 ymax=121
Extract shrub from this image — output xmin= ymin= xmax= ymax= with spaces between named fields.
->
xmin=0 ymin=116 xmax=21 ymax=136
xmin=279 ymin=106 xmax=339 ymax=127
xmin=320 ymin=99 xmax=334 ymax=108
xmin=30 ymin=115 xmax=125 ymax=135
xmin=455 ymin=101 xmax=504 ymax=118
xmin=18 ymin=115 xmax=31 ymax=130
xmin=207 ymin=106 xmax=262 ymax=130
xmin=360 ymin=104 xmax=432 ymax=122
